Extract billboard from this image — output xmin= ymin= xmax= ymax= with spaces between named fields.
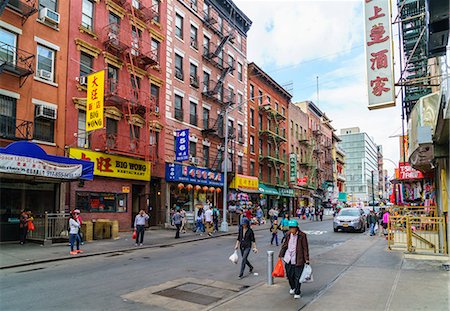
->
xmin=86 ymin=70 xmax=105 ymax=132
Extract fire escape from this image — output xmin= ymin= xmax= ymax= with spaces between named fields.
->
xmin=96 ymin=0 xmax=160 ymax=162
xmin=0 ymin=0 xmax=38 ymax=24
xmin=306 ymin=127 xmax=323 ymax=190
xmin=397 ymin=0 xmax=432 ymax=116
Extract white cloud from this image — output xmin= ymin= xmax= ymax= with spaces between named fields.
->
xmin=235 ymin=0 xmax=363 ymax=67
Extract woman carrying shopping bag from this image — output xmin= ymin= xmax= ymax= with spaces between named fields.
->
xmin=278 ymin=219 xmax=310 ymax=299
xmin=234 ymin=218 xmax=258 ymax=278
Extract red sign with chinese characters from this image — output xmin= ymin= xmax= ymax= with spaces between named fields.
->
xmin=396 ymin=162 xmax=424 ymax=180
xmin=364 ymin=0 xmax=395 ymax=110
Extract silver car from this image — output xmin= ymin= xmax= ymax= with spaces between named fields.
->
xmin=333 ymin=208 xmax=366 ymax=232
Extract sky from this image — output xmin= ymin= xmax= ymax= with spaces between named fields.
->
xmin=234 ymin=0 xmax=403 ymax=176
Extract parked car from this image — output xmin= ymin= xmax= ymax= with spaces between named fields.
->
xmin=333 ymin=208 xmax=366 ymax=233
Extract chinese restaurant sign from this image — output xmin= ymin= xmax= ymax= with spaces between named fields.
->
xmin=364 ymin=0 xmax=395 ymax=110
xmin=289 ymin=153 xmax=297 ymax=182
xmin=86 ymin=70 xmax=105 ymax=132
xmin=165 ymin=163 xmax=224 ymax=187
xmin=175 ymin=129 xmax=189 ymax=161
xmin=69 ymin=148 xmax=151 ymax=181
xmin=229 ymin=174 xmax=259 ymax=191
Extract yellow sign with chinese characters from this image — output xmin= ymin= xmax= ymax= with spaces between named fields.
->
xmin=69 ymin=148 xmax=151 ymax=181
xmin=86 ymin=70 xmax=105 ymax=132
xmin=229 ymin=174 xmax=259 ymax=191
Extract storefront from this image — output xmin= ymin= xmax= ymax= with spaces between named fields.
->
xmin=258 ymin=183 xmax=280 ymax=213
xmin=229 ymin=174 xmax=260 ymax=207
xmin=0 ymin=142 xmax=93 ymax=241
xmin=68 ymin=148 xmax=151 ymax=230
xmin=165 ymin=163 xmax=223 ymax=224
xmin=278 ymin=187 xmax=295 ymax=216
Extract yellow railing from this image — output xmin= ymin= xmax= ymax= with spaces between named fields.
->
xmin=388 ymin=215 xmax=447 ymax=254
xmin=390 ymin=205 xmax=437 ymax=217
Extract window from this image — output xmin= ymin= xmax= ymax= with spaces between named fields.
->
xmin=106 ymin=118 xmax=118 ymax=148
xmin=189 ymin=101 xmax=197 ymax=126
xmin=228 ymin=55 xmax=234 ymax=73
xmin=130 ymin=76 xmax=140 ymax=102
xmin=217 ymin=16 xmax=223 ymax=33
xmin=259 ymin=138 xmax=263 ymax=154
xmin=37 ymin=45 xmax=55 ymax=82
xmin=237 ymin=62 xmax=243 ymax=81
xmin=203 ymin=36 xmax=210 ymax=55
xmin=152 ymin=0 xmax=160 ymax=23
xmin=238 ymin=124 xmax=243 ymax=143
xmin=190 ymin=25 xmax=198 ymax=49
xmin=39 ymin=0 xmax=57 ymax=11
xmin=268 ymin=142 xmax=272 ymax=156
xmin=203 ymin=145 xmax=209 ymax=167
xmin=174 ymin=54 xmax=183 ymax=80
xmin=189 ymin=141 xmax=196 ymax=157
xmin=81 ymin=0 xmax=94 ymax=30
xmin=250 ymin=108 xmax=255 ymax=127
xmin=267 ymin=117 xmax=271 ymax=131
xmin=150 ymin=84 xmax=160 ymax=112
xmin=130 ymin=125 xmax=140 ymax=140
xmin=218 ymin=50 xmax=223 ymax=67
xmin=203 ymin=71 xmax=210 ymax=92
xmin=238 ymin=156 xmax=243 ymax=174
xmin=267 ymin=95 xmax=271 ymax=103
xmin=77 ymin=110 xmax=89 ymax=148
xmin=175 ymin=14 xmax=183 ymax=39
xmin=79 ymin=52 xmax=93 ymax=77
xmin=190 ymin=0 xmax=197 ymax=11
xmin=282 ymin=107 xmax=285 ymax=116
xmin=174 ymin=95 xmax=183 ymax=121
xmin=236 ymin=34 xmax=242 ymax=50
xmin=0 ymin=95 xmax=16 ymax=139
xmin=33 ymin=105 xmax=55 ymax=142
xmin=203 ymin=108 xmax=209 ymax=129
xmin=250 ymin=135 xmax=255 ymax=153
xmin=268 ymin=166 xmax=272 ymax=183
xmin=259 ymin=164 xmax=262 ymax=179
xmin=258 ymin=113 xmax=263 ymax=130
xmin=250 ymin=162 xmax=255 ymax=176
xmin=151 ymin=39 xmax=160 ymax=62
xmin=0 ymin=28 xmax=17 ymax=64
xmin=237 ymin=93 xmax=243 ymax=112
xmin=131 ymin=26 xmax=141 ymax=56
xmin=189 ymin=63 xmax=198 ymax=87
xmin=258 ymin=91 xmax=263 ymax=105
xmin=76 ymin=191 xmax=127 ymax=213
xmin=275 ymin=102 xmax=278 ymax=111
xmin=250 ymin=84 xmax=254 ymax=99
xmin=109 ymin=11 xmax=120 ymax=25
xmin=107 ymin=65 xmax=118 ymax=91
xmin=227 ymin=119 xmax=234 ymax=137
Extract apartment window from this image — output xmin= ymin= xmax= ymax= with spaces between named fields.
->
xmin=295 ymin=124 xmax=299 ymax=139
xmin=0 ymin=28 xmax=17 ymax=64
xmin=238 ymin=124 xmax=243 ymax=143
xmin=203 ymin=71 xmax=210 ymax=92
xmin=189 ymin=141 xmax=196 ymax=157
xmin=267 ymin=95 xmax=271 ymax=103
xmin=227 ymin=119 xmax=233 ymax=138
xmin=130 ymin=125 xmax=140 ymax=140
xmin=76 ymin=110 xmax=88 ymax=148
xmin=0 ymin=95 xmax=16 ymax=139
xmin=238 ymin=63 xmax=243 ymax=81
xmin=290 ymin=121 xmax=294 ymax=137
xmin=282 ymin=107 xmax=285 ymax=116
xmin=250 ymin=108 xmax=255 ymax=127
xmin=131 ymin=26 xmax=142 ymax=56
xmin=258 ymin=91 xmax=263 ymax=105
xmin=175 ymin=14 xmax=183 ymax=39
xmin=267 ymin=118 xmax=271 ymax=131
xmin=250 ymin=135 xmax=255 ymax=153
xmin=268 ymin=166 xmax=272 ymax=183
xmin=107 ymin=65 xmax=118 ymax=92
xmin=236 ymin=34 xmax=242 ymax=50
xmin=217 ymin=16 xmax=223 ymax=33
xmin=79 ymin=52 xmax=93 ymax=77
xmin=189 ymin=63 xmax=198 ymax=87
xmin=33 ymin=105 xmax=55 ymax=142
xmin=238 ymin=156 xmax=243 ymax=174
xmin=259 ymin=164 xmax=263 ymax=179
xmin=130 ymin=76 xmax=140 ymax=102
xmin=228 ymin=55 xmax=234 ymax=72
xmin=39 ymin=0 xmax=57 ymax=11
xmin=152 ymin=0 xmax=160 ymax=23
xmin=81 ymin=0 xmax=94 ymax=30
xmin=258 ymin=113 xmax=263 ymax=130
xmin=218 ymin=50 xmax=223 ymax=67
xmin=150 ymin=84 xmax=160 ymax=112
xmin=250 ymin=84 xmax=254 ymax=100
xmin=237 ymin=93 xmax=243 ymax=112
xmin=259 ymin=138 xmax=263 ymax=154
xmin=151 ymin=39 xmax=160 ymax=62
xmin=190 ymin=25 xmax=198 ymax=49
xmin=174 ymin=54 xmax=183 ymax=80
xmin=174 ymin=95 xmax=183 ymax=121
xmin=37 ymin=45 xmax=55 ymax=82
xmin=190 ymin=0 xmax=198 ymax=11
xmin=203 ymin=145 xmax=209 ymax=167
xmin=108 ymin=12 xmax=120 ymax=26
xmin=275 ymin=102 xmax=279 ymax=112
xmin=189 ymin=101 xmax=197 ymax=126
xmin=203 ymin=108 xmax=209 ymax=129
xmin=203 ymin=36 xmax=210 ymax=55
xmin=106 ymin=117 xmax=118 ymax=148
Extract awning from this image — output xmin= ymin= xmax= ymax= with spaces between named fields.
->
xmin=259 ymin=183 xmax=279 ymax=196
xmin=236 ymin=188 xmax=261 ymax=194
xmin=0 ymin=141 xmax=94 ymax=180
xmin=229 ymin=174 xmax=259 ymax=192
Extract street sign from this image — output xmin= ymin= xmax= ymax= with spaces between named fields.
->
xmin=86 ymin=70 xmax=105 ymax=132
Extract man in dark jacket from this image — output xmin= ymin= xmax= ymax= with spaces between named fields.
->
xmin=235 ymin=218 xmax=258 ymax=278
xmin=368 ymin=211 xmax=378 ymax=236
xmin=279 ymin=219 xmax=310 ymax=299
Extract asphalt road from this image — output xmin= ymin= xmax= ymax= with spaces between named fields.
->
xmin=0 ymin=219 xmax=368 ymax=311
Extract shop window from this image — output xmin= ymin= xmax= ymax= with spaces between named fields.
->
xmin=76 ymin=191 xmax=127 ymax=212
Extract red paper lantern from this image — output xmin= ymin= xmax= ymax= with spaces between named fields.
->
xmin=209 ymin=187 xmax=215 ymax=193
xmin=216 ymin=188 xmax=222 ymax=193
xmin=186 ymin=184 xmax=193 ymax=191
xmin=177 ymin=183 xmax=184 ymax=190
xmin=194 ymin=185 xmax=202 ymax=191
xmin=202 ymin=186 xmax=209 ymax=192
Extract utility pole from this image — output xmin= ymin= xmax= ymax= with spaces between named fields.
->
xmin=371 ymin=170 xmax=375 ymax=207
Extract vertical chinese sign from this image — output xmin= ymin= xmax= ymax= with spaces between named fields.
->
xmin=289 ymin=153 xmax=297 ymax=182
xmin=364 ymin=0 xmax=395 ymax=110
xmin=86 ymin=70 xmax=105 ymax=132
xmin=175 ymin=129 xmax=189 ymax=162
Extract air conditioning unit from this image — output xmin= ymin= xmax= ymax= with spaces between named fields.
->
xmin=190 ymin=156 xmax=199 ymax=165
xmin=39 ymin=69 xmax=52 ymax=80
xmin=39 ymin=7 xmax=60 ymax=25
xmin=132 ymin=0 xmax=141 ymax=9
xmin=79 ymin=76 xmax=87 ymax=86
xmin=108 ymin=32 xmax=118 ymax=41
xmin=36 ymin=105 xmax=57 ymax=120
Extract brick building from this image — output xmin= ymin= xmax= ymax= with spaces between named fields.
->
xmin=64 ymin=0 xmax=167 ymax=229
xmin=164 ymin=0 xmax=251 ymax=220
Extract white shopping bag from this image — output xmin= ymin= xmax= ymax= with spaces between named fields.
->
xmin=229 ymin=250 xmax=239 ymax=264
xmin=299 ymin=264 xmax=314 ymax=283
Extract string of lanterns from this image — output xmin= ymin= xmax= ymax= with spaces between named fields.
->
xmin=177 ymin=183 xmax=221 ymax=193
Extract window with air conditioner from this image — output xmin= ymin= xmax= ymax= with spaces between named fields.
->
xmin=33 ymin=104 xmax=55 ymax=142
xmin=36 ymin=45 xmax=55 ymax=82
xmin=39 ymin=1 xmax=60 ymax=26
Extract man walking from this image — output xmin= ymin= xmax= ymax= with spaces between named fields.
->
xmin=279 ymin=219 xmax=310 ymax=299
xmin=235 ymin=218 xmax=258 ymax=278
xmin=212 ymin=206 xmax=220 ymax=232
xmin=368 ymin=210 xmax=378 ymax=236
xmin=134 ymin=209 xmax=149 ymax=246
xmin=172 ymin=208 xmax=182 ymax=239
xmin=256 ymin=206 xmax=263 ymax=225
xmin=204 ymin=206 xmax=214 ymax=237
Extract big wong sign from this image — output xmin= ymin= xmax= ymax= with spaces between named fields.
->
xmin=364 ymin=0 xmax=395 ymax=110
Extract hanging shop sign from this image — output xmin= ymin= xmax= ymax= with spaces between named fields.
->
xmin=229 ymin=174 xmax=259 ymax=191
xmin=364 ymin=0 xmax=395 ymax=110
xmin=289 ymin=153 xmax=297 ymax=182
xmin=69 ymin=148 xmax=151 ymax=181
xmin=86 ymin=70 xmax=105 ymax=132
xmin=279 ymin=188 xmax=295 ymax=197
xmin=0 ymin=153 xmax=82 ymax=180
xmin=175 ymin=129 xmax=189 ymax=162
xmin=165 ymin=163 xmax=224 ymax=187
xmin=297 ymin=177 xmax=308 ymax=186
xmin=395 ymin=162 xmax=424 ymax=180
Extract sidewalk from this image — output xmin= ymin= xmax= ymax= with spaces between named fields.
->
xmin=209 ymin=235 xmax=450 ymax=311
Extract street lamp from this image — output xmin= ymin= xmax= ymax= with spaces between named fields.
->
xmin=371 ymin=170 xmax=375 ymax=206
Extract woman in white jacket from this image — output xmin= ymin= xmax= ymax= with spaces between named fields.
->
xmin=69 ymin=211 xmax=82 ymax=255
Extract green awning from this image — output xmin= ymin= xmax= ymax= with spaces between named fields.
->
xmin=259 ymin=184 xmax=279 ymax=196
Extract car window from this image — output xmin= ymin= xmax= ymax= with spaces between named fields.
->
xmin=338 ymin=209 xmax=360 ymax=217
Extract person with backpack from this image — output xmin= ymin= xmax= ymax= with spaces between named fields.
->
xmin=280 ymin=214 xmax=290 ymax=244
xmin=212 ymin=206 xmax=220 ymax=232
xmin=270 ymin=219 xmax=280 ymax=246
xmin=69 ymin=211 xmax=82 ymax=255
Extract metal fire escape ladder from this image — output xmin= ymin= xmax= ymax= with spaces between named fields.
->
xmin=0 ymin=0 xmax=9 ymax=16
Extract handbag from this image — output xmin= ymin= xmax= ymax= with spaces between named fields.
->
xmin=28 ymin=221 xmax=35 ymax=231
xmin=132 ymin=230 xmax=137 ymax=239
xmin=272 ymin=258 xmax=285 ymax=278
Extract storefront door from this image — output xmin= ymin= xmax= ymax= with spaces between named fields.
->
xmin=131 ymin=185 xmax=145 ymax=228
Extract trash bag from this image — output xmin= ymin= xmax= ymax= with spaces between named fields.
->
xmin=28 ymin=221 xmax=35 ymax=231
xmin=229 ymin=250 xmax=239 ymax=264
xmin=132 ymin=230 xmax=137 ymax=240
xmin=299 ymin=264 xmax=313 ymax=283
xmin=272 ymin=258 xmax=285 ymax=278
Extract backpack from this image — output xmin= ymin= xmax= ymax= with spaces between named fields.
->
xmin=213 ymin=209 xmax=219 ymax=221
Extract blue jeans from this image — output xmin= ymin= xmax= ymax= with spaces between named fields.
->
xmin=369 ymin=223 xmax=375 ymax=235
xmin=196 ymin=220 xmax=204 ymax=233
xmin=239 ymin=247 xmax=253 ymax=276
xmin=69 ymin=233 xmax=81 ymax=251
xmin=271 ymin=233 xmax=278 ymax=245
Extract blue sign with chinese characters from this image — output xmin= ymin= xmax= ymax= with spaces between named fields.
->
xmin=165 ymin=163 xmax=224 ymax=187
xmin=175 ymin=129 xmax=189 ymax=161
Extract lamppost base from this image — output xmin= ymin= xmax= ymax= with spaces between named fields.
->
xmin=220 ymin=221 xmax=229 ymax=232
